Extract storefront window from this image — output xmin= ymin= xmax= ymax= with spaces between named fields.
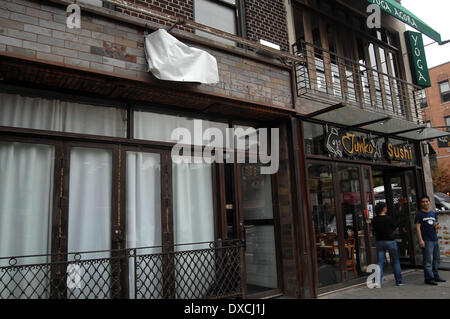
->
xmin=126 ymin=151 xmax=162 ymax=299
xmin=173 ymin=160 xmax=215 ymax=247
xmin=308 ymin=163 xmax=342 ymax=287
xmin=134 ymin=110 xmax=228 ymax=146
xmin=303 ymin=122 xmax=327 ymax=156
xmin=0 ymin=92 xmax=127 ymax=137
xmin=362 ymin=168 xmax=374 ymax=266
xmin=338 ymin=166 xmax=366 ymax=278
xmin=173 ymin=159 xmax=215 ymax=298
xmin=67 ymin=147 xmax=113 ymax=298
xmin=0 ymin=141 xmax=55 ymax=298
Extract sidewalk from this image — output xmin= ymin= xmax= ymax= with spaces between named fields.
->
xmin=318 ymin=270 xmax=450 ymax=299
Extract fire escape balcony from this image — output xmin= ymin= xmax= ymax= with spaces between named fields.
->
xmin=293 ymin=40 xmax=423 ymax=124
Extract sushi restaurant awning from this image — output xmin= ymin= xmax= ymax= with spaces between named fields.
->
xmin=304 ymin=103 xmax=450 ymax=141
xmin=367 ymin=0 xmax=442 ymax=44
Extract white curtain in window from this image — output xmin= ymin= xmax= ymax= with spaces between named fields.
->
xmin=172 ymin=161 xmax=215 ymax=298
xmin=0 ymin=92 xmax=127 ymax=137
xmin=67 ymin=147 xmax=112 ymax=299
xmin=134 ymin=110 xmax=228 ymax=146
xmin=0 ymin=142 xmax=55 ymax=298
xmin=126 ymin=151 xmax=162 ymax=299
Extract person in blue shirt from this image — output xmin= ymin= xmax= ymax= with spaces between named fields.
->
xmin=415 ymin=195 xmax=447 ymax=285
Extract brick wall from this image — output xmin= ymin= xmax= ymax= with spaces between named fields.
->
xmin=0 ymin=0 xmax=300 ymax=297
xmin=422 ymin=62 xmax=450 ymax=170
xmin=115 ymin=0 xmax=193 ymax=33
xmin=0 ymin=0 xmax=293 ymax=108
xmin=116 ymin=0 xmax=290 ymax=52
xmin=244 ymin=0 xmax=290 ymax=52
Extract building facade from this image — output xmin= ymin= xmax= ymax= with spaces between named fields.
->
xmin=421 ymin=62 xmax=450 ymax=171
xmin=0 ymin=0 xmax=445 ymax=299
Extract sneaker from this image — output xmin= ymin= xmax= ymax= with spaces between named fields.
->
xmin=425 ymin=280 xmax=438 ymax=286
xmin=374 ymin=284 xmax=381 ymax=289
xmin=396 ymin=283 xmax=405 ymax=286
xmin=434 ymin=278 xmax=446 ymax=283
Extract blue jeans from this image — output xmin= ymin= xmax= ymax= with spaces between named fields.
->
xmin=423 ymin=240 xmax=440 ymax=281
xmin=376 ymin=241 xmax=403 ymax=285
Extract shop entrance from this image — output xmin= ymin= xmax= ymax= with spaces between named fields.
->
xmin=218 ymin=163 xmax=281 ymax=297
xmin=373 ymin=168 xmax=422 ymax=266
xmin=308 ymin=161 xmax=424 ymax=294
xmin=308 ymin=162 xmax=374 ymax=291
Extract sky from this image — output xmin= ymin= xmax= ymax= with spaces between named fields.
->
xmin=402 ymin=0 xmax=450 ymax=68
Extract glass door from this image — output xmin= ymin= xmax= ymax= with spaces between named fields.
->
xmin=405 ymin=171 xmax=421 ymax=265
xmin=362 ymin=166 xmax=376 ymax=266
xmin=337 ymin=165 xmax=369 ymax=280
xmin=172 ymin=157 xmax=216 ymax=298
xmin=66 ymin=144 xmax=116 ymax=299
xmin=124 ymin=149 xmax=163 ymax=299
xmin=384 ymin=171 xmax=415 ymax=264
xmin=309 ymin=162 xmax=373 ymax=291
xmin=308 ymin=162 xmax=342 ymax=288
xmin=240 ymin=163 xmax=279 ymax=295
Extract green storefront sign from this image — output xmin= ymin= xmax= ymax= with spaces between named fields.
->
xmin=405 ymin=31 xmax=431 ymax=88
xmin=367 ymin=0 xmax=442 ymax=44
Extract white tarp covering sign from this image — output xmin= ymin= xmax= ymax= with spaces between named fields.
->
xmin=144 ymin=29 xmax=219 ymax=84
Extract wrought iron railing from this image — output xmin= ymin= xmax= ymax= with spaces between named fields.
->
xmin=0 ymin=240 xmax=243 ymax=299
xmin=293 ymin=40 xmax=422 ymax=123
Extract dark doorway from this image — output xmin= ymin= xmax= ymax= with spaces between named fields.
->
xmin=373 ymin=168 xmax=421 ymax=266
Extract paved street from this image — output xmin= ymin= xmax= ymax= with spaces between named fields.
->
xmin=319 ymin=270 xmax=450 ymax=299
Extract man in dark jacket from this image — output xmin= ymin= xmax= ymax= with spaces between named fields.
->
xmin=372 ymin=202 xmax=403 ymax=287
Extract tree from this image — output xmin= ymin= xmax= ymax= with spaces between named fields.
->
xmin=432 ymin=164 xmax=450 ymax=193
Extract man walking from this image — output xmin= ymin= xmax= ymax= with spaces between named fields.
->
xmin=372 ymin=202 xmax=403 ymax=287
xmin=415 ymin=195 xmax=446 ymax=285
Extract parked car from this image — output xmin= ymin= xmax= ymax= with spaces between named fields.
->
xmin=434 ymin=192 xmax=450 ymax=212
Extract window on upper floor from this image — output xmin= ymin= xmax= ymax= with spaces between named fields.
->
xmin=439 ymin=80 xmax=450 ymax=104
xmin=291 ymin=0 xmax=405 ymax=115
xmin=445 ymin=116 xmax=450 ymax=132
xmin=78 ymin=0 xmax=102 ymax=6
xmin=419 ymin=89 xmax=428 ymax=108
xmin=78 ymin=0 xmax=113 ymax=8
xmin=194 ymin=0 xmax=240 ymax=46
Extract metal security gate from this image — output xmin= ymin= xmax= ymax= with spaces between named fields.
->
xmin=0 ymin=240 xmax=243 ymax=299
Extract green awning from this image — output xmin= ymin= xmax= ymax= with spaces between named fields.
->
xmin=367 ymin=0 xmax=442 ymax=44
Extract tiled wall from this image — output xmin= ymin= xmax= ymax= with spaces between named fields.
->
xmin=0 ymin=0 xmax=294 ymax=108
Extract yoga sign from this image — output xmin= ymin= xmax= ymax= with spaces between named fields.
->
xmin=405 ymin=31 xmax=431 ymax=88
